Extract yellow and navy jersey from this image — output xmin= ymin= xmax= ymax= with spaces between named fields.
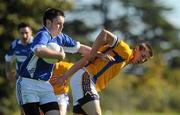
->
xmin=49 ymin=61 xmax=73 ymax=95
xmin=85 ymin=40 xmax=133 ymax=92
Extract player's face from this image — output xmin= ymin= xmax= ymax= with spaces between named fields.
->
xmin=19 ymin=27 xmax=32 ymax=44
xmin=49 ymin=16 xmax=64 ymax=37
xmin=131 ymin=45 xmax=150 ymax=64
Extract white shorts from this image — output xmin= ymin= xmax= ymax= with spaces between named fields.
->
xmin=56 ymin=93 xmax=69 ymax=106
xmin=70 ymin=68 xmax=99 ymax=106
xmin=16 ymin=77 xmax=57 ymax=105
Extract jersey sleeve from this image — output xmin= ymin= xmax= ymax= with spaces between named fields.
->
xmin=61 ymin=34 xmax=81 ymax=53
xmin=4 ymin=39 xmax=18 ymax=62
xmin=31 ymin=32 xmax=50 ymax=52
xmin=53 ymin=61 xmax=73 ymax=76
xmin=114 ymin=40 xmax=132 ymax=59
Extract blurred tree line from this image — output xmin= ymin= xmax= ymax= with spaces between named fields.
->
xmin=0 ymin=0 xmax=179 ymax=114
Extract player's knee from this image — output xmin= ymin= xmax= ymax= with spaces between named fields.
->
xmin=85 ymin=109 xmax=101 ymax=115
xmin=93 ymin=110 xmax=101 ymax=115
xmin=92 ymin=107 xmax=102 ymax=115
xmin=45 ymin=110 xmax=60 ymax=115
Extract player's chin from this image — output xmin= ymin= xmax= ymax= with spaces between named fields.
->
xmin=57 ymin=29 xmax=62 ymax=34
xmin=22 ymin=38 xmax=28 ymax=42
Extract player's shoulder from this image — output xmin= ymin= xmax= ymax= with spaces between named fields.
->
xmin=11 ymin=39 xmax=20 ymax=48
xmin=116 ymin=40 xmax=132 ymax=58
xmin=36 ymin=29 xmax=50 ymax=37
xmin=117 ymin=40 xmax=130 ymax=48
xmin=60 ymin=33 xmax=75 ymax=40
xmin=57 ymin=33 xmax=77 ymax=45
xmin=34 ymin=27 xmax=51 ymax=39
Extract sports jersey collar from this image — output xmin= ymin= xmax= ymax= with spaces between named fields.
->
xmin=41 ymin=26 xmax=54 ymax=39
xmin=119 ymin=40 xmax=133 ymax=64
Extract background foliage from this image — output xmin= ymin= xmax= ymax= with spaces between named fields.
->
xmin=0 ymin=0 xmax=180 ymax=114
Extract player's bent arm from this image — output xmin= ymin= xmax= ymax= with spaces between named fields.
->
xmin=34 ymin=47 xmax=65 ymax=61
xmin=100 ymin=29 xmax=117 ymax=46
xmin=51 ymin=56 xmax=88 ymax=86
xmin=5 ymin=62 xmax=15 ymax=80
xmin=5 ymin=62 xmax=12 ymax=75
xmin=89 ymin=29 xmax=116 ymax=60
xmin=90 ymin=29 xmax=107 ymax=57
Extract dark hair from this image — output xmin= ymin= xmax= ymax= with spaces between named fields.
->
xmin=137 ymin=43 xmax=153 ymax=63
xmin=139 ymin=43 xmax=153 ymax=58
xmin=17 ymin=22 xmax=31 ymax=30
xmin=43 ymin=8 xmax=65 ymax=26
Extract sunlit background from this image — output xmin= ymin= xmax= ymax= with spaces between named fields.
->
xmin=0 ymin=0 xmax=179 ymax=115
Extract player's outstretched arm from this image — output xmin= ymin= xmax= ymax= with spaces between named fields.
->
xmin=5 ymin=62 xmax=16 ymax=80
xmin=51 ymin=56 xmax=88 ymax=86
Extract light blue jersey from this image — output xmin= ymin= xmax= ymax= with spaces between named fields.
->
xmin=5 ymin=38 xmax=33 ymax=76
xmin=18 ymin=27 xmax=80 ymax=81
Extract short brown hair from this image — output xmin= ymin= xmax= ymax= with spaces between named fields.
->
xmin=139 ymin=43 xmax=153 ymax=58
xmin=43 ymin=8 xmax=65 ymax=26
xmin=17 ymin=22 xmax=32 ymax=30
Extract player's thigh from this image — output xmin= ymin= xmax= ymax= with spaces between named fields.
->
xmin=59 ymin=104 xmax=67 ymax=115
xmin=20 ymin=107 xmax=25 ymax=115
xmin=70 ymin=69 xmax=99 ymax=105
xmin=16 ymin=77 xmax=40 ymax=105
xmin=71 ymin=69 xmax=100 ymax=115
xmin=22 ymin=102 xmax=40 ymax=115
xmin=56 ymin=93 xmax=69 ymax=115
xmin=73 ymin=104 xmax=87 ymax=115
xmin=45 ymin=110 xmax=60 ymax=115
xmin=82 ymin=100 xmax=102 ymax=115
xmin=56 ymin=93 xmax=69 ymax=107
xmin=70 ymin=69 xmax=85 ymax=105
xmin=40 ymin=102 xmax=60 ymax=115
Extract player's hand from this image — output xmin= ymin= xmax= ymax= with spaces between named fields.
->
xmin=58 ymin=47 xmax=65 ymax=61
xmin=6 ymin=72 xmax=16 ymax=81
xmin=50 ymin=76 xmax=67 ymax=86
xmin=90 ymin=52 xmax=115 ymax=63
xmin=98 ymin=52 xmax=115 ymax=61
xmin=103 ymin=53 xmax=115 ymax=61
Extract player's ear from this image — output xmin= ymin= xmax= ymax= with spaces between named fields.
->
xmin=142 ymin=58 xmax=148 ymax=63
xmin=46 ymin=19 xmax=51 ymax=27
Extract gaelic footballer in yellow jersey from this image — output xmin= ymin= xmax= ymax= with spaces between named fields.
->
xmin=49 ymin=61 xmax=73 ymax=115
xmin=50 ymin=61 xmax=73 ymax=95
xmin=86 ymin=40 xmax=133 ymax=92
xmin=52 ymin=29 xmax=153 ymax=115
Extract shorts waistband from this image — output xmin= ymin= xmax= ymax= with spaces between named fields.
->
xmin=20 ymin=76 xmax=47 ymax=81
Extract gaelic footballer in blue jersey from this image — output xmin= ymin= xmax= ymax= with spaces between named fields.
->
xmin=5 ymin=22 xmax=33 ymax=80
xmin=16 ymin=8 xmax=91 ymax=115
